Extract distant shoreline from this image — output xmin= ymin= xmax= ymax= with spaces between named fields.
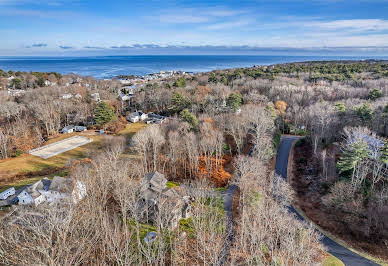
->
xmin=1 ymin=55 xmax=387 ymax=79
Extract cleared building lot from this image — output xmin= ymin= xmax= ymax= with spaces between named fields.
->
xmin=29 ymin=136 xmax=93 ymax=159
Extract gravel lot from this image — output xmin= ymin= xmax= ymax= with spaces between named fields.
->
xmin=29 ymin=136 xmax=93 ymax=159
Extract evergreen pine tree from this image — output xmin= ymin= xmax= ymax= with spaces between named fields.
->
xmin=337 ymin=141 xmax=369 ymax=175
xmin=94 ymin=102 xmax=116 ymax=126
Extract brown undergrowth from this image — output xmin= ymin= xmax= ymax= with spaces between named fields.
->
xmin=291 ymin=141 xmax=388 ymax=262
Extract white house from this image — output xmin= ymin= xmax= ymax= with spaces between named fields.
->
xmin=7 ymin=89 xmax=26 ymax=97
xmin=16 ymin=176 xmax=86 ymax=206
xmin=90 ymin=92 xmax=101 ymax=102
xmin=18 ymin=190 xmax=34 ymax=205
xmin=45 ymin=80 xmax=57 ymax=86
xmin=128 ymin=111 xmax=148 ymax=123
xmin=62 ymin=93 xmax=73 ymax=99
xmin=34 ymin=194 xmax=46 ymax=206
xmin=0 ymin=187 xmax=15 ymax=200
xmin=61 ymin=125 xmax=75 ymax=134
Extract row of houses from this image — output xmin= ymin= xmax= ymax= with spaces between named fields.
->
xmin=1 ymin=172 xmax=191 ymax=230
xmin=127 ymin=111 xmax=167 ymax=124
xmin=0 ymin=176 xmax=86 ymax=206
xmin=119 ymin=70 xmax=189 ymax=84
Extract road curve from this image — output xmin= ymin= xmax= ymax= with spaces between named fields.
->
xmin=275 ymin=135 xmax=378 ymax=266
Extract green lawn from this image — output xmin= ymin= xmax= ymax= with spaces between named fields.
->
xmin=118 ymin=122 xmax=147 ymax=142
xmin=0 ymin=134 xmax=103 ymax=180
xmin=166 ymin=181 xmax=180 ymax=188
xmin=0 ymin=124 xmax=147 ymax=187
xmin=322 ymin=253 xmax=344 ymax=266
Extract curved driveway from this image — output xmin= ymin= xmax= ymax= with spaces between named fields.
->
xmin=275 ymin=135 xmax=378 ymax=266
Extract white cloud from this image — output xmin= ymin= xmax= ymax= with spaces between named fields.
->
xmin=204 ymin=20 xmax=253 ymax=30
xmin=155 ymin=7 xmax=249 ymax=24
xmin=159 ymin=14 xmax=209 ymax=23
xmin=314 ymin=19 xmax=388 ymax=32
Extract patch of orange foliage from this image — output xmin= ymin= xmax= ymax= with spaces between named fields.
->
xmin=197 ymin=155 xmax=232 ymax=187
xmin=274 ymin=100 xmax=287 ymax=115
xmin=196 ymin=85 xmax=211 ymax=98
xmin=201 ymin=117 xmax=215 ymax=129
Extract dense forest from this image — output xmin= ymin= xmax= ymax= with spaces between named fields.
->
xmin=0 ymin=60 xmax=387 ymax=264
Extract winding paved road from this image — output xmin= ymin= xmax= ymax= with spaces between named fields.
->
xmin=276 ymin=135 xmax=378 ymax=266
xmin=217 ymin=183 xmax=238 ymax=265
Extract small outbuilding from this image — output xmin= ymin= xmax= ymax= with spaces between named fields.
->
xmin=61 ymin=125 xmax=75 ymax=134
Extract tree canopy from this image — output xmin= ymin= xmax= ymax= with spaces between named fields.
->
xmin=179 ymin=109 xmax=198 ymax=130
xmin=94 ymin=102 xmax=116 ymax=126
xmin=226 ymin=93 xmax=243 ymax=112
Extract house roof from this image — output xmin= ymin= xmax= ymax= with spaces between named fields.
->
xmin=62 ymin=125 xmax=75 ymax=131
xmin=49 ymin=176 xmax=73 ymax=193
xmin=144 ymin=171 xmax=167 ymax=191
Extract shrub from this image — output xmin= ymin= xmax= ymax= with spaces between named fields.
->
xmin=322 ymin=181 xmax=354 ymax=209
xmin=179 ymin=109 xmax=198 ymax=130
xmin=354 ymin=103 xmax=373 ymax=122
xmin=367 ymin=88 xmax=383 ymax=101
xmin=173 ymin=77 xmax=186 ymax=88
xmin=226 ymin=93 xmax=243 ymax=112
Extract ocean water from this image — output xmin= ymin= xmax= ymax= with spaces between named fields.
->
xmin=0 ymin=55 xmax=387 ymax=79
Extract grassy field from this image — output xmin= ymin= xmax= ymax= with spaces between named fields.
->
xmin=0 ymin=123 xmax=147 ymax=192
xmin=322 ymin=253 xmax=344 ymax=266
xmin=118 ymin=122 xmax=147 ymax=142
xmin=0 ymin=133 xmax=103 ymax=180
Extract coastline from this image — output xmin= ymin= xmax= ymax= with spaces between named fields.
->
xmin=1 ymin=55 xmax=388 ymax=79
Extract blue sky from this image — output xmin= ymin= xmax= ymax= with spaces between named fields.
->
xmin=0 ymin=0 xmax=388 ymax=55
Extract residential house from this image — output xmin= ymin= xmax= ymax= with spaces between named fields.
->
xmin=61 ymin=125 xmax=75 ymax=134
xmin=45 ymin=80 xmax=57 ymax=86
xmin=127 ymin=111 xmax=148 ymax=123
xmin=90 ymin=92 xmax=101 ymax=102
xmin=147 ymin=113 xmax=167 ymax=124
xmin=62 ymin=93 xmax=73 ymax=99
xmin=7 ymin=89 xmax=26 ymax=97
xmin=0 ymin=187 xmax=15 ymax=200
xmin=74 ymin=126 xmax=87 ymax=132
xmin=18 ymin=190 xmax=34 ymax=205
xmin=136 ymin=171 xmax=191 ymax=229
xmin=17 ymin=176 xmax=86 ymax=206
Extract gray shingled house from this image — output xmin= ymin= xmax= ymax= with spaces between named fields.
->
xmin=136 ymin=171 xmax=191 ymax=229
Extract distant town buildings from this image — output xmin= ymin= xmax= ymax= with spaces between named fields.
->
xmin=7 ymin=89 xmax=26 ymax=97
xmin=118 ymin=70 xmax=191 ymax=84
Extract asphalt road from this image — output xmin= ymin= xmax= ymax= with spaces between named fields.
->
xmin=217 ymin=183 xmax=238 ymax=265
xmin=275 ymin=135 xmax=378 ymax=266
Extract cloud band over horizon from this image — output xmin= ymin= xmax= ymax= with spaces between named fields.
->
xmin=0 ymin=0 xmax=387 ymax=56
